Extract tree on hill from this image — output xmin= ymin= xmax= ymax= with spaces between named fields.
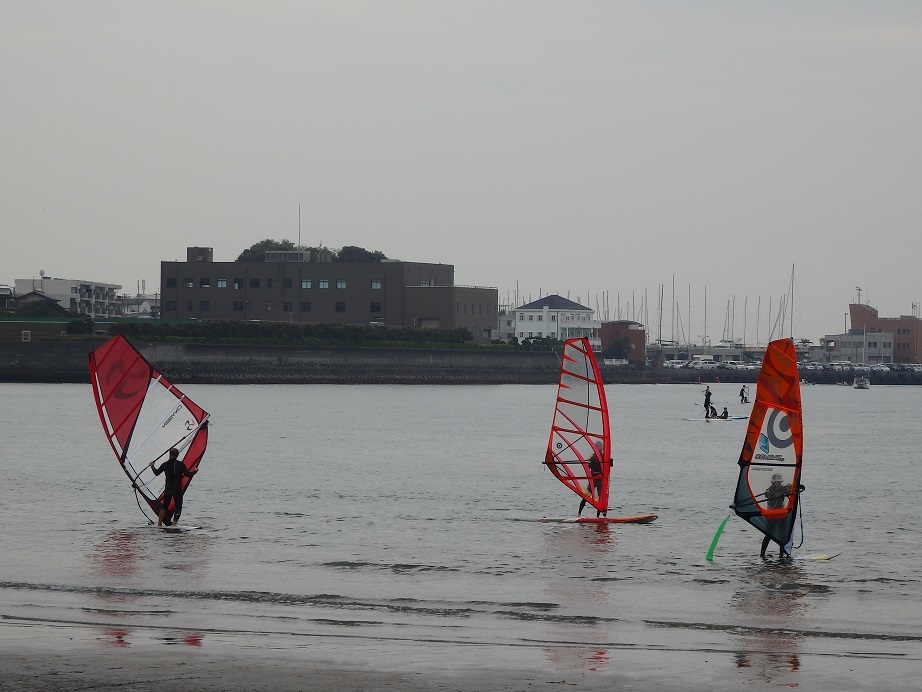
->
xmin=237 ymin=240 xmax=388 ymax=263
xmin=237 ymin=239 xmax=296 ymax=262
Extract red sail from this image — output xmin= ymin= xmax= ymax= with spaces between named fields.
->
xmin=89 ymin=334 xmax=209 ymax=522
xmin=545 ymin=338 xmax=611 ymax=513
xmin=732 ymin=338 xmax=803 ymax=550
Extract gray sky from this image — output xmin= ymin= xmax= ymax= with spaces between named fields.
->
xmin=3 ymin=2 xmax=921 ymax=344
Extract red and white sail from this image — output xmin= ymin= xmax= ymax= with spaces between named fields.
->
xmin=89 ymin=334 xmax=209 ymax=522
xmin=544 ymin=338 xmax=611 ymax=513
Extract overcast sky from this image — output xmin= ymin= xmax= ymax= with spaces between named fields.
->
xmin=3 ymin=2 xmax=921 ymax=344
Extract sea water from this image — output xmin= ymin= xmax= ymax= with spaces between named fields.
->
xmin=1 ymin=382 xmax=920 ymax=686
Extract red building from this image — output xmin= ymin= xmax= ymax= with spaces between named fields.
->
xmin=599 ymin=320 xmax=646 ymax=366
xmin=849 ymin=303 xmax=922 ymax=363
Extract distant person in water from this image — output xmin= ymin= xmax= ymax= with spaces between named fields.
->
xmin=703 ymin=386 xmax=712 ymax=416
xmin=719 ymin=407 xmax=729 ymax=419
xmin=149 ymin=448 xmax=197 ymax=526
xmin=740 ymin=386 xmax=749 ymax=404
xmin=709 ymin=404 xmax=719 ymax=418
xmin=578 ymin=441 xmax=611 ymax=517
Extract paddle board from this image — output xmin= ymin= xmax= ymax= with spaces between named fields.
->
xmin=539 ymin=514 xmax=657 ymax=524
xmin=797 ymin=551 xmax=842 ymax=561
xmin=684 ymin=416 xmax=747 ymax=421
xmin=158 ymin=525 xmax=200 ymax=533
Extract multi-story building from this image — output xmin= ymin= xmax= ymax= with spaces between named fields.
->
xmin=14 ymin=277 xmax=122 ymax=318
xmin=847 ymin=302 xmax=919 ymax=363
xmin=511 ymin=295 xmax=600 ymax=348
xmin=160 ymin=247 xmax=498 ymax=342
xmin=821 ymin=328 xmax=893 ymax=364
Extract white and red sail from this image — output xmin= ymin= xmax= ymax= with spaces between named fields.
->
xmin=544 ymin=338 xmax=611 ymax=513
xmin=89 ymin=334 xmax=209 ymax=522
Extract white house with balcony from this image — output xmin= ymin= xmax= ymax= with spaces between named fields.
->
xmin=15 ymin=276 xmax=123 ymax=318
xmin=511 ymin=295 xmax=601 ymax=349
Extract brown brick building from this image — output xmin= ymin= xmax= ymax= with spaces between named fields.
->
xmin=599 ymin=320 xmax=647 ymax=366
xmin=849 ymin=303 xmax=922 ymax=363
xmin=160 ymin=247 xmax=498 ymax=342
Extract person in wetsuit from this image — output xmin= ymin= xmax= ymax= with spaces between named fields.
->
xmin=719 ymin=407 xmax=729 ymax=419
xmin=703 ymin=386 xmax=712 ymax=417
xmin=149 ymin=447 xmax=197 ymax=526
xmin=577 ymin=441 xmax=612 ymax=517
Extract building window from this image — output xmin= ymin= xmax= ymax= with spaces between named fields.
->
xmin=200 ymin=278 xmax=210 ymax=288
xmin=234 ymin=278 xmax=243 ymax=289
xmin=335 ymin=302 xmax=346 ymax=313
xmin=184 ymin=278 xmax=193 ymax=288
xmin=267 ymin=278 xmax=273 ymax=289
xmin=370 ymin=302 xmax=382 ymax=313
xmin=266 ymin=302 xmax=272 ymax=312
xmin=420 ymin=279 xmax=431 ymax=287
xmin=551 ymin=315 xmax=557 ymax=322
xmin=371 ymin=279 xmax=382 ymax=290
xmin=519 ymin=314 xmax=524 ymax=321
xmin=301 ymin=279 xmax=312 ymax=289
xmin=166 ymin=277 xmax=177 ymax=288
xmin=283 ymin=301 xmax=292 ymax=312
xmin=283 ymin=278 xmax=292 ymax=289
xmin=336 ymin=279 xmax=346 ymax=289
xmin=165 ymin=300 xmax=176 ymax=311
xmin=233 ymin=301 xmax=244 ymax=312
xmin=300 ymin=301 xmax=311 ymax=312
xmin=250 ymin=278 xmax=260 ymax=288
xmin=537 ymin=315 xmax=542 ymax=321
xmin=319 ymin=279 xmax=329 ymax=289
xmin=528 ymin=315 xmax=534 ymax=321
xmin=217 ymin=278 xmax=227 ymax=288
xmin=199 ymin=301 xmax=210 ymax=311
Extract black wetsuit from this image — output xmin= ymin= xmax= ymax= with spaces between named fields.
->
xmin=704 ymin=390 xmax=712 ymax=416
xmin=152 ymin=457 xmax=195 ymax=523
xmin=578 ymin=457 xmax=606 ymax=516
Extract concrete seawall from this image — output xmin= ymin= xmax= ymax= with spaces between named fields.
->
xmin=1 ymin=341 xmax=918 ymax=386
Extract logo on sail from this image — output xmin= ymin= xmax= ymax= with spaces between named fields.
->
xmin=759 ymin=434 xmax=770 ymax=454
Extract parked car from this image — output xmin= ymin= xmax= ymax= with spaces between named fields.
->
xmin=690 ymin=359 xmax=719 ymax=370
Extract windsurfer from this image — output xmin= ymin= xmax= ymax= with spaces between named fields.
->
xmin=578 ymin=441 xmax=611 ymax=517
xmin=149 ymin=448 xmax=197 ymax=526
xmin=703 ymin=386 xmax=712 ymax=417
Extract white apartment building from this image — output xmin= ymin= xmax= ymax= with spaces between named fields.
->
xmin=15 ymin=276 xmax=123 ymax=318
xmin=511 ymin=295 xmax=601 ymax=348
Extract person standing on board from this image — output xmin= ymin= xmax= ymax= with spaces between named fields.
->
xmin=578 ymin=441 xmax=611 ymax=517
xmin=703 ymin=386 xmax=713 ymax=418
xmin=740 ymin=386 xmax=748 ymax=404
xmin=759 ymin=474 xmax=795 ymax=558
xmin=149 ymin=448 xmax=197 ymax=527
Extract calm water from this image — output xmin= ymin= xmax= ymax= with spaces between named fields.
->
xmin=2 ymin=382 xmax=920 ymax=686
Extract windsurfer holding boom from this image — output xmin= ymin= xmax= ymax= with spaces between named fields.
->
xmin=578 ymin=441 xmax=612 ymax=518
xmin=149 ymin=448 xmax=197 ymax=527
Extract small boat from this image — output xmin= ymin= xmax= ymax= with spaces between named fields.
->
xmin=853 ymin=374 xmax=870 ymax=389
xmin=540 ymin=338 xmax=656 ymax=524
xmin=89 ymin=334 xmax=210 ymax=524
xmin=707 ymin=338 xmax=804 ymax=559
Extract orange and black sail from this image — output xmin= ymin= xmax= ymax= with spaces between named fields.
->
xmin=732 ymin=338 xmax=803 ymax=551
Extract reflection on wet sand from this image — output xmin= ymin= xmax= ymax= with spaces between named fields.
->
xmin=542 ymin=523 xmax=616 ymax=674
xmin=730 ymin=559 xmax=831 ymax=685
